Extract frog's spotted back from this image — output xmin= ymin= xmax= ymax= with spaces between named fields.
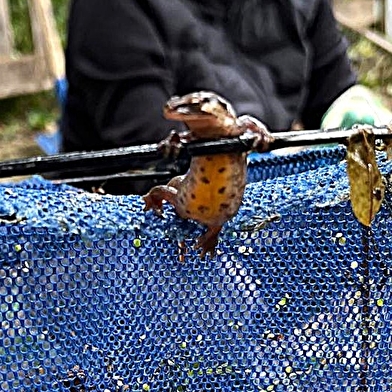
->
xmin=1 ymin=146 xmax=392 ymax=391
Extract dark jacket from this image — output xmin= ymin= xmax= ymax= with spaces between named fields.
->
xmin=61 ymin=0 xmax=356 ymax=152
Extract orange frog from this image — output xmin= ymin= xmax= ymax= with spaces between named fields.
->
xmin=143 ymin=91 xmax=273 ymax=258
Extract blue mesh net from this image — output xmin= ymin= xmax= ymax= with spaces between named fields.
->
xmin=1 ymin=146 xmax=392 ymax=391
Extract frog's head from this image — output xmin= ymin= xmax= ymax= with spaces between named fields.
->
xmin=164 ymin=91 xmax=237 ymax=138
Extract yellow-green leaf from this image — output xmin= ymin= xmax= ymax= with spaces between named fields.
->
xmin=346 ymin=127 xmax=384 ymax=226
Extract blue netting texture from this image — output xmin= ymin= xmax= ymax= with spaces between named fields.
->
xmin=1 ymin=146 xmax=392 ymax=391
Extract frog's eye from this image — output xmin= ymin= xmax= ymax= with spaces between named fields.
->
xmin=215 ymin=98 xmax=236 ymax=116
xmin=205 ymin=96 xmax=226 ymax=109
xmin=176 ymin=103 xmax=202 ymax=114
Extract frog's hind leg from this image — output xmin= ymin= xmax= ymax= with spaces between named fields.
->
xmin=166 ymin=175 xmax=185 ymax=189
xmin=195 ymin=225 xmax=222 ymax=258
xmin=143 ymin=186 xmax=175 ymax=214
xmin=143 ymin=175 xmax=185 ymax=214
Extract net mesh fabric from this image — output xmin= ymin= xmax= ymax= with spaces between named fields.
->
xmin=0 ymin=146 xmax=391 ymax=391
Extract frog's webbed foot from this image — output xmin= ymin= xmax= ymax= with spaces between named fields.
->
xmin=142 ymin=185 xmax=178 ymax=215
xmin=195 ymin=226 xmax=222 ymax=258
xmin=237 ymin=115 xmax=274 ymax=152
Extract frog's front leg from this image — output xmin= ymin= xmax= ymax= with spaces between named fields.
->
xmin=196 ymin=225 xmax=222 ymax=258
xmin=237 ymin=114 xmax=275 ymax=152
xmin=143 ymin=175 xmax=185 ymax=214
xmin=159 ymin=130 xmax=192 ymax=159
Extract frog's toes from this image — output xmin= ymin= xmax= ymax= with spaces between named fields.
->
xmin=142 ymin=193 xmax=163 ymax=214
xmin=158 ymin=130 xmax=183 ymax=158
xmin=196 ymin=237 xmax=217 ymax=259
xmin=195 ymin=226 xmax=222 ymax=258
xmin=197 ymin=245 xmax=215 ymax=259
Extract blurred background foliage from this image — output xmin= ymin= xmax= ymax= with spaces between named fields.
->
xmin=344 ymin=29 xmax=392 ymax=93
xmin=0 ymin=0 xmax=70 ymax=160
xmin=9 ymin=0 xmax=33 ymax=53
xmin=0 ymin=0 xmax=392 ymax=161
xmin=9 ymin=0 xmax=69 ymax=53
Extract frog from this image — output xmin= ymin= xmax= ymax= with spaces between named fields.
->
xmin=143 ymin=91 xmax=274 ymax=258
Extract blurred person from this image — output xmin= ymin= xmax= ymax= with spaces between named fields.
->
xmin=59 ymin=0 xmax=390 ymax=193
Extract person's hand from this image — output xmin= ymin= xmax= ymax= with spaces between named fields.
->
xmin=321 ymin=85 xmax=392 ymax=129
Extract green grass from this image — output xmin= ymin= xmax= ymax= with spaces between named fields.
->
xmin=52 ymin=0 xmax=71 ymax=46
xmin=9 ymin=0 xmax=33 ymax=53
xmin=0 ymin=91 xmax=59 ymax=160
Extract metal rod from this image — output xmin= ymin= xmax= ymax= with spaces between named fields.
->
xmin=270 ymin=126 xmax=392 ymax=150
xmin=186 ymin=126 xmax=392 ymax=156
xmin=0 ymin=126 xmax=391 ymax=180
xmin=0 ymin=143 xmax=162 ymax=178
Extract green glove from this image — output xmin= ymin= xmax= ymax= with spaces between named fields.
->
xmin=321 ymin=85 xmax=392 ymax=129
